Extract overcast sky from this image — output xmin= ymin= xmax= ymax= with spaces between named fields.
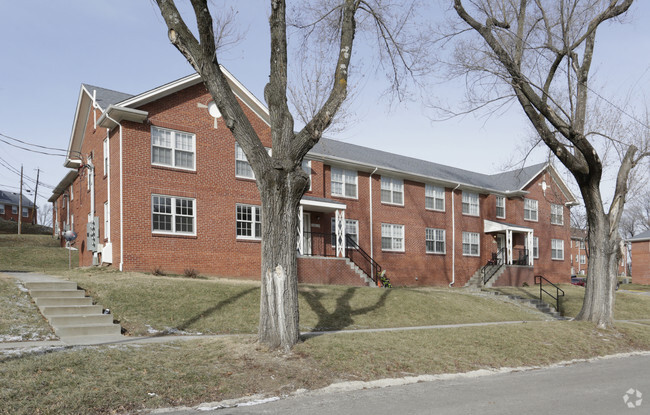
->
xmin=1 ymin=1 xmax=649 ymax=208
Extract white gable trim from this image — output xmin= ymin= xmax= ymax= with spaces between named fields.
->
xmin=117 ymin=67 xmax=270 ymax=126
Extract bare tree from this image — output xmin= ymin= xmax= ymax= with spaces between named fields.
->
xmin=451 ymin=0 xmax=649 ymax=328
xmin=153 ymin=0 xmax=426 ymax=349
xmin=38 ymin=203 xmax=53 ymax=228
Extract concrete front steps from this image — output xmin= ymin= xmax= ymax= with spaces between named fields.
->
xmin=465 ymin=264 xmax=506 ymax=288
xmin=25 ymin=281 xmax=123 ymax=344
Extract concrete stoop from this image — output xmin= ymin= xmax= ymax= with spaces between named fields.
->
xmin=465 ymin=264 xmax=506 ymax=288
xmin=482 ymin=289 xmax=567 ymax=320
xmin=344 ymin=258 xmax=374 ymax=286
xmin=25 ymin=281 xmax=123 ymax=345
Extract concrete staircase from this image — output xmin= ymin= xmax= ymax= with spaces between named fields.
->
xmin=488 ymin=290 xmax=566 ymax=320
xmin=344 ymin=258 xmax=374 ymax=286
xmin=25 ymin=280 xmax=123 ymax=344
xmin=465 ymin=264 xmax=506 ymax=288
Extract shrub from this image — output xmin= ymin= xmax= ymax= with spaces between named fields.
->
xmin=152 ymin=266 xmax=165 ymax=276
xmin=184 ymin=268 xmax=199 ymax=279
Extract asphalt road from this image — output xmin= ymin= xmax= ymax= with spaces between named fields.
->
xmin=165 ymin=353 xmax=650 ymax=415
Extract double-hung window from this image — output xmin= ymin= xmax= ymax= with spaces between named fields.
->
xmin=551 ymin=204 xmax=564 ymax=225
xmin=496 ymin=196 xmax=506 ymax=219
xmin=0 ymin=205 xmax=4 ymax=215
xmin=425 ymin=184 xmax=445 ymax=211
xmin=462 ymin=191 xmax=479 ymax=216
xmin=151 ymin=126 xmax=195 ymax=170
xmin=235 ymin=143 xmax=272 ymax=179
xmin=551 ymin=239 xmax=564 ymax=260
xmin=152 ymin=195 xmax=196 ymax=235
xmin=425 ymin=228 xmax=445 ymax=254
xmin=381 ymin=176 xmax=404 ymax=205
xmin=533 ymin=236 xmax=539 ymax=259
xmin=12 ymin=206 xmax=17 ymax=214
xmin=462 ymin=232 xmax=480 ymax=256
xmin=103 ymin=138 xmax=109 ymax=176
xmin=580 ymin=255 xmax=586 ymax=264
xmin=331 ymin=167 xmax=358 ymax=198
xmin=330 ymin=218 xmax=359 ymax=246
xmin=236 ymin=204 xmax=262 ymax=240
xmin=524 ymin=198 xmax=538 ymax=221
xmin=302 ymin=159 xmax=312 ymax=191
xmin=381 ymin=223 xmax=404 ymax=252
xmin=22 ymin=207 xmax=28 ymax=218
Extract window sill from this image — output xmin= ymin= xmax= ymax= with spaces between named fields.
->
xmin=462 ymin=254 xmax=480 ymax=257
xmin=426 ymin=251 xmax=446 ymax=255
xmin=426 ymin=208 xmax=446 ymax=213
xmin=381 ymin=201 xmax=404 ymax=207
xmin=524 ymin=218 xmax=538 ymax=222
xmin=152 ymin=232 xmax=197 ymax=239
xmin=331 ymin=194 xmax=358 ymax=200
xmin=152 ymin=164 xmax=197 ymax=174
xmin=236 ymin=237 xmax=261 ymax=243
xmin=382 ymin=249 xmax=405 ymax=253
xmin=462 ymin=213 xmax=480 ymax=217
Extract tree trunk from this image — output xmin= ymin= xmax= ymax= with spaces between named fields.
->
xmin=257 ymin=167 xmax=306 ymax=350
xmin=575 ymin=188 xmax=618 ymax=328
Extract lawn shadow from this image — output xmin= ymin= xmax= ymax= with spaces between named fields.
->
xmin=300 ymin=287 xmax=391 ymax=337
xmin=168 ymin=287 xmax=258 ymax=334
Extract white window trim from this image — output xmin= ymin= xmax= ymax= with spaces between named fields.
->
xmin=381 ymin=223 xmax=405 ymax=252
xmin=496 ymin=196 xmax=506 ymax=219
xmin=524 ymin=198 xmax=538 ymax=222
xmin=330 ymin=218 xmax=359 ymax=247
xmin=580 ymin=255 xmax=586 ymax=265
xmin=331 ymin=167 xmax=358 ymax=199
xmin=151 ymin=126 xmax=196 ymax=171
xmin=533 ymin=236 xmax=539 ymax=259
xmin=11 ymin=205 xmax=18 ymax=215
xmin=551 ymin=239 xmax=564 ymax=260
xmin=236 ymin=204 xmax=262 ymax=240
xmin=103 ymin=138 xmax=109 ymax=176
xmin=425 ymin=228 xmax=446 ymax=254
xmin=462 ymin=231 xmax=480 ymax=257
xmin=235 ymin=143 xmax=271 ymax=180
xmin=551 ymin=204 xmax=564 ymax=225
xmin=462 ymin=191 xmax=479 ymax=216
xmin=425 ymin=184 xmax=445 ymax=212
xmin=151 ymin=194 xmax=197 ymax=236
xmin=0 ymin=205 xmax=4 ymax=215
xmin=22 ymin=207 xmax=29 ymax=218
xmin=380 ymin=176 xmax=404 ymax=206
xmin=302 ymin=159 xmax=312 ymax=191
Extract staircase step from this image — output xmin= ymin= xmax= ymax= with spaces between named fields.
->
xmin=29 ymin=289 xmax=85 ymax=299
xmin=48 ymin=314 xmax=114 ymax=326
xmin=59 ymin=334 xmax=126 ymax=345
xmin=25 ymin=281 xmax=77 ymax=291
xmin=55 ymin=324 xmax=121 ymax=338
xmin=35 ymin=297 xmax=92 ymax=307
xmin=40 ymin=305 xmax=103 ymax=317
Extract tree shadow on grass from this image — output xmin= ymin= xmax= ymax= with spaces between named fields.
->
xmin=300 ymin=287 xmax=391 ymax=338
xmin=171 ymin=287 xmax=259 ymax=333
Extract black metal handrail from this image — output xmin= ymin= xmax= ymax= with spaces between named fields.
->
xmin=299 ymin=232 xmax=390 ymax=287
xmin=482 ymin=247 xmax=506 ymax=285
xmin=513 ymin=248 xmax=530 ymax=266
xmin=535 ymin=275 xmax=565 ymax=313
xmin=345 ymin=235 xmax=390 ymax=287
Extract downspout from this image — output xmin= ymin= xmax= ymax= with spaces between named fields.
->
xmin=106 ymin=129 xmax=111 ymax=244
xmin=104 ymin=112 xmax=124 ymax=271
xmin=450 ymin=183 xmax=461 ymax=287
xmin=368 ymin=167 xmax=378 ymax=261
xmin=88 ymin=158 xmax=97 ymax=265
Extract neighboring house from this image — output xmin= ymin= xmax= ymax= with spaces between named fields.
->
xmin=0 ymin=189 xmax=36 ymax=224
xmin=570 ymin=228 xmax=588 ymax=276
xmin=49 ymin=70 xmax=578 ymax=287
xmin=629 ymin=229 xmax=650 ymax=285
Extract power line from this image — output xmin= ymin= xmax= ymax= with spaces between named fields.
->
xmin=0 ymin=137 xmax=67 ymax=156
xmin=0 ymin=156 xmax=56 ymax=189
xmin=0 ymin=132 xmax=67 ymax=152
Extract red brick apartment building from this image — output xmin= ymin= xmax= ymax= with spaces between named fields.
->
xmin=0 ymin=190 xmax=36 ymax=224
xmin=629 ymin=230 xmax=650 ymax=285
xmin=49 ymin=69 xmax=579 ymax=287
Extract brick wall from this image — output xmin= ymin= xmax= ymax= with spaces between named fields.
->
xmin=297 ymin=257 xmax=369 ymax=286
xmin=631 ymin=240 xmax=650 ymax=284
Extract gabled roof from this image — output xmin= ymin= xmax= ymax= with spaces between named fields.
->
xmin=629 ymin=229 xmax=650 ymax=242
xmin=81 ymin=84 xmax=134 ymax=111
xmin=48 ymin=171 xmax=79 ymax=203
xmin=309 ymin=137 xmax=576 ymax=199
xmin=0 ymin=190 xmax=35 ymax=208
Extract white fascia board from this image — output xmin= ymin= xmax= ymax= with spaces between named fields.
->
xmin=484 ymin=219 xmax=533 ymax=234
xmin=117 ymin=67 xmax=270 ymax=126
xmin=519 ymin=163 xmax=579 ymax=205
xmin=308 ymin=152 xmax=502 ymax=194
xmin=96 ymin=105 xmax=148 ymax=129
xmin=65 ymin=86 xmax=92 ymax=166
xmin=300 ymin=198 xmax=347 ymax=212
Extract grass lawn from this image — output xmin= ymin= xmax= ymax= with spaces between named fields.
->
xmin=2 ymin=322 xmax=650 ymax=415
xmin=0 ymin=274 xmax=54 ymax=342
xmin=0 ymin=235 xmax=77 ymax=272
xmin=49 ymin=267 xmax=547 ymax=336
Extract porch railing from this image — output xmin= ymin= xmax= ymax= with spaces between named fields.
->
xmin=482 ymin=247 xmax=506 ymax=285
xmin=299 ymin=232 xmax=389 ymax=287
xmin=512 ymin=248 xmax=530 ymax=266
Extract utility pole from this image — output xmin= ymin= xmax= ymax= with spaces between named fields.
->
xmin=33 ymin=168 xmax=40 ymax=225
xmin=18 ymin=164 xmax=23 ymax=235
